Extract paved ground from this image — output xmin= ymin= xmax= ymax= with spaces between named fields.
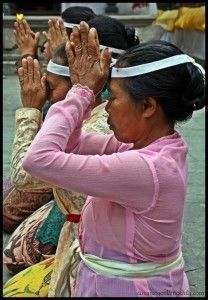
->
xmin=3 ymin=75 xmax=205 ymax=297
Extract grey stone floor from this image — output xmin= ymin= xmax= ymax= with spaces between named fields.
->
xmin=2 ymin=76 xmax=205 ymax=297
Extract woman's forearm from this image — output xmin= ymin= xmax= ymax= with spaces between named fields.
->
xmin=22 ymin=84 xmax=94 ymax=174
xmin=21 ymin=85 xmax=153 ymax=213
xmin=10 ymin=107 xmax=52 ymax=192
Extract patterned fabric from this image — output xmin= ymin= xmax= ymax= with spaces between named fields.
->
xmin=3 ymin=256 xmax=55 ymax=297
xmin=3 ymin=201 xmax=55 ymax=274
xmin=10 ymin=107 xmax=52 ymax=191
xmin=3 ymin=106 xmax=52 ymax=234
xmin=35 ymin=200 xmax=65 ymax=246
xmin=3 ymin=177 xmax=13 ymax=199
xmin=3 ymin=179 xmax=52 ymax=234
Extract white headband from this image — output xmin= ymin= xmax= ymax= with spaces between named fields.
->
xmin=99 ymin=44 xmax=125 ymax=55
xmin=63 ymin=22 xmax=79 ymax=29
xmin=47 ymin=58 xmax=117 ymax=77
xmin=47 ymin=60 xmax=70 ymax=77
xmin=47 ymin=55 xmax=205 ymax=80
xmin=64 ymin=22 xmax=125 ymax=55
xmin=193 ymin=62 xmax=205 ymax=76
xmin=111 ymin=54 xmax=196 ymax=78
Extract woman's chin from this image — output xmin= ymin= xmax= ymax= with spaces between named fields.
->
xmin=112 ymin=130 xmax=122 ymax=142
xmin=50 ymin=99 xmax=61 ymax=104
xmin=113 ymin=131 xmax=131 ymax=144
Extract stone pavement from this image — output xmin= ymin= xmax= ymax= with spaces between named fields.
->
xmin=2 ymin=76 xmax=205 ymax=297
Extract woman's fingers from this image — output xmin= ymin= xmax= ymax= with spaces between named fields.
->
xmin=59 ymin=19 xmax=68 ymax=39
xmin=65 ymin=41 xmax=78 ymax=84
xmin=27 ymin=57 xmax=34 ymax=84
xmin=88 ymin=28 xmax=100 ymax=61
xmin=65 ymin=41 xmax=75 ymax=66
xmin=14 ymin=22 xmax=20 ymax=37
xmin=48 ymin=19 xmax=57 ymax=39
xmin=35 ymin=32 xmax=40 ymax=45
xmin=42 ymin=31 xmax=48 ymax=40
xmin=41 ymin=74 xmax=47 ymax=91
xmin=22 ymin=19 xmax=30 ymax=35
xmin=54 ymin=19 xmax=60 ymax=33
xmin=19 ymin=21 xmax=27 ymax=36
xmin=22 ymin=58 xmax=29 ymax=83
xmin=79 ymin=21 xmax=89 ymax=54
xmin=14 ymin=21 xmax=24 ymax=42
xmin=18 ymin=67 xmax=24 ymax=87
xmin=71 ymin=26 xmax=82 ymax=59
xmin=100 ymin=48 xmax=112 ymax=76
xmin=94 ymin=27 xmax=100 ymax=49
xmin=48 ymin=19 xmax=55 ymax=35
xmin=33 ymin=59 xmax=41 ymax=83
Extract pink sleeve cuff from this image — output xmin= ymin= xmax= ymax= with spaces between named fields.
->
xmin=70 ymin=84 xmax=95 ymax=104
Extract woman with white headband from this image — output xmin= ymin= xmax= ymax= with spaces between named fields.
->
xmin=3 ymin=18 xmax=141 ymax=299
xmin=3 ymin=7 xmax=97 ymax=236
xmin=19 ymin=21 xmax=205 ymax=297
xmin=3 ymin=43 xmax=113 ymax=297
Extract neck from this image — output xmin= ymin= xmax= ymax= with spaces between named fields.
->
xmin=133 ymin=122 xmax=174 ymax=149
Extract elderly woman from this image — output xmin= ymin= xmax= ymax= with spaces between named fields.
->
xmin=4 ymin=7 xmax=98 ymax=235
xmin=3 ymin=16 xmax=141 ymax=298
xmin=3 ymin=13 xmax=140 ymax=274
xmin=7 ymin=22 xmax=205 ymax=297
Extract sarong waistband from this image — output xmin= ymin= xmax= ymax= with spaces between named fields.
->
xmin=79 ymin=249 xmax=183 ymax=279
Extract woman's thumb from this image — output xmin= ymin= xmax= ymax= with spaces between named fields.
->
xmin=35 ymin=32 xmax=40 ymax=42
xmin=41 ymin=74 xmax=46 ymax=90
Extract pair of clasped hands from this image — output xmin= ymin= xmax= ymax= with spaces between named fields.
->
xmin=18 ymin=21 xmax=112 ymax=111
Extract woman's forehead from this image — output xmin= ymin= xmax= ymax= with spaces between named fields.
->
xmin=46 ymin=72 xmax=59 ymax=83
xmin=52 ymin=56 xmax=65 ymax=65
xmin=109 ymin=78 xmax=123 ymax=91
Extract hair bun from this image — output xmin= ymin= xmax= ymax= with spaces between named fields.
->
xmin=125 ymin=27 xmax=140 ymax=48
xmin=181 ymin=63 xmax=205 ymax=112
xmin=192 ymin=96 xmax=205 ymax=111
xmin=182 ymin=95 xmax=204 ymax=112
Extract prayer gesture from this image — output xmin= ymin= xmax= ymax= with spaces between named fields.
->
xmin=14 ymin=19 xmax=40 ymax=57
xmin=18 ymin=57 xmax=47 ymax=111
xmin=66 ymin=21 xmax=112 ymax=96
xmin=43 ymin=19 xmax=68 ymax=53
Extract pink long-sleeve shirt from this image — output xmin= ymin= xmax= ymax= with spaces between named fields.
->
xmin=23 ymin=84 xmax=189 ymax=296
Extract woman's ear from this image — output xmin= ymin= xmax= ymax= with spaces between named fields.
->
xmin=142 ymin=97 xmax=158 ymax=118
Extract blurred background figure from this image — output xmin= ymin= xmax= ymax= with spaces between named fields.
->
xmin=3 ymin=2 xmax=11 ymax=15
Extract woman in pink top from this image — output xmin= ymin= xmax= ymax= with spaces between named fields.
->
xmin=21 ymin=22 xmax=205 ymax=297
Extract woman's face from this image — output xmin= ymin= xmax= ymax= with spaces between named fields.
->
xmin=46 ymin=72 xmax=72 ymax=103
xmin=43 ymin=42 xmax=52 ymax=61
xmin=105 ymin=78 xmax=147 ymax=144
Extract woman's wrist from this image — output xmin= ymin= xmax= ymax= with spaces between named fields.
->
xmin=20 ymin=51 xmax=37 ymax=58
xmin=15 ymin=53 xmax=39 ymax=70
xmin=71 ymin=84 xmax=95 ymax=109
xmin=72 ymin=83 xmax=95 ymax=97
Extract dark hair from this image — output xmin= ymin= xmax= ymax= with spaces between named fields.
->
xmin=87 ymin=15 xmax=140 ymax=58
xmin=40 ymin=40 xmax=47 ymax=53
xmin=61 ymin=6 xmax=96 ymax=37
xmin=114 ymin=40 xmax=205 ymax=123
xmin=51 ymin=42 xmax=69 ymax=81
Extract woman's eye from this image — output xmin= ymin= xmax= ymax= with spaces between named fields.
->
xmin=109 ymin=96 xmax=115 ymax=101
